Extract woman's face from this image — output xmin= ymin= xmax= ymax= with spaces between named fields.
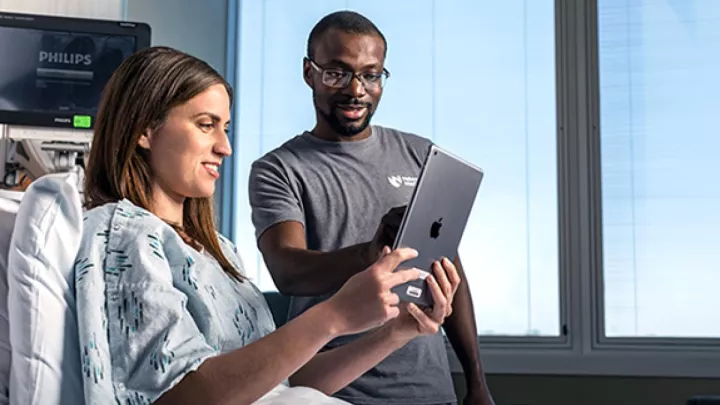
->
xmin=138 ymin=83 xmax=232 ymax=204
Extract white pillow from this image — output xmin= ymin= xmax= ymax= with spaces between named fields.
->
xmin=255 ymin=385 xmax=352 ymax=405
xmin=0 ymin=190 xmax=23 ymax=405
xmin=7 ymin=173 xmax=84 ymax=404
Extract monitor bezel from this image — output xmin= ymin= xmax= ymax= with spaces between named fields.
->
xmin=0 ymin=11 xmax=151 ymax=129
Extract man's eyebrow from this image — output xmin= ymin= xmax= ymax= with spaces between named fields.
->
xmin=324 ymin=59 xmax=382 ymax=70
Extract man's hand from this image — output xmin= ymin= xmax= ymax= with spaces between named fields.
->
xmin=365 ymin=206 xmax=406 ymax=263
xmin=463 ymin=388 xmax=495 ymax=405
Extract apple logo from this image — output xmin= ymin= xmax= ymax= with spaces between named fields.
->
xmin=430 ymin=218 xmax=443 ymax=239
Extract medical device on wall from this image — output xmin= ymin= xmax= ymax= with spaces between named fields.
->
xmin=0 ymin=11 xmax=151 ymax=187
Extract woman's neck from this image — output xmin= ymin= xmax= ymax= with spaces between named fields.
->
xmin=150 ymin=184 xmax=185 ymax=226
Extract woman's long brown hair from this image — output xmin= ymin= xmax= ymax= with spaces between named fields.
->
xmin=84 ymin=46 xmax=243 ymax=281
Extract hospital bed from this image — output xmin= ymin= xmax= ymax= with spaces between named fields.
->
xmin=0 ymin=129 xmax=347 ymax=404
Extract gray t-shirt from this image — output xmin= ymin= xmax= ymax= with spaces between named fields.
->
xmin=249 ymin=125 xmax=456 ymax=405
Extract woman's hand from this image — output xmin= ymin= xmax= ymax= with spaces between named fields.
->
xmin=322 ymin=247 xmax=422 ymax=336
xmin=286 ymin=248 xmax=459 ymax=397
xmin=381 ymin=251 xmax=461 ymax=342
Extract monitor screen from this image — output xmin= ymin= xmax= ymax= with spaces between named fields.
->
xmin=0 ymin=12 xmax=151 ymax=129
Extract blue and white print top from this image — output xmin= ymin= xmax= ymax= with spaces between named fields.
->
xmin=75 ymin=199 xmax=276 ymax=404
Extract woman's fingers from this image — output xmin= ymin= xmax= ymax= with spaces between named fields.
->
xmin=433 ymin=260 xmax=453 ymax=302
xmin=443 ymin=257 xmax=462 ymax=292
xmin=426 ymin=275 xmax=449 ymax=321
xmin=406 ymin=303 xmax=438 ymax=334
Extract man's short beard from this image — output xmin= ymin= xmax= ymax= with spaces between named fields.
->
xmin=314 ymin=93 xmax=373 ymax=137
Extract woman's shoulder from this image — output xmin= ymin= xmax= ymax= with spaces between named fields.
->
xmin=81 ymin=199 xmax=180 ymax=251
xmin=84 ymin=199 xmax=166 ymax=230
xmin=80 ymin=199 xmax=195 ymax=274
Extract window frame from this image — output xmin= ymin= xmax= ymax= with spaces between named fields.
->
xmin=588 ymin=0 xmax=720 ymax=351
xmin=218 ymin=0 xmax=239 ymax=240
xmin=221 ymin=0 xmax=720 ymax=379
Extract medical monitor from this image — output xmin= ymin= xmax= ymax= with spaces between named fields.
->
xmin=0 ymin=11 xmax=151 ymax=129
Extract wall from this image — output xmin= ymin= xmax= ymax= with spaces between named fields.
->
xmin=453 ymin=374 xmax=720 ymax=405
xmin=0 ymin=0 xmax=230 ymax=89
xmin=125 ymin=0 xmax=229 ymax=77
xmin=0 ymin=0 xmax=120 ymax=19
xmin=125 ymin=0 xmax=231 ymax=217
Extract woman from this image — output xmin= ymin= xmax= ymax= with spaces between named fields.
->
xmin=76 ymin=46 xmax=461 ymax=405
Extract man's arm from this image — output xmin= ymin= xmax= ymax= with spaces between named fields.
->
xmin=442 ymin=255 xmax=494 ymax=405
xmin=257 ymin=206 xmax=405 ymax=296
xmin=250 ymin=156 xmax=405 ymax=296
xmin=250 ymin=159 xmax=376 ymax=296
xmin=258 ymin=221 xmax=372 ymax=296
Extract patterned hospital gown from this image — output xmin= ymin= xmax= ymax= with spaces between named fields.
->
xmin=75 ymin=199 xmax=277 ymax=404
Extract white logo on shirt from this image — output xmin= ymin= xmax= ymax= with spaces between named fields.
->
xmin=387 ymin=175 xmax=417 ymax=188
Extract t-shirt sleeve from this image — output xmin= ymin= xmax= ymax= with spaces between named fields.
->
xmin=408 ymin=134 xmax=434 ymax=167
xmin=249 ymin=157 xmax=305 ymax=241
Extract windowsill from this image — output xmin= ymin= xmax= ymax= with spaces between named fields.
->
xmin=446 ymin=342 xmax=720 ymax=378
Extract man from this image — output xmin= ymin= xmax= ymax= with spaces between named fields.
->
xmin=249 ymin=10 xmax=494 ymax=405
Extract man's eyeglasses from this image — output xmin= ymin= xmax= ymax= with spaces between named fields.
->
xmin=307 ymin=58 xmax=390 ymax=90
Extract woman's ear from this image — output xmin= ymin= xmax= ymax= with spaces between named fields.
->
xmin=137 ymin=129 xmax=153 ymax=150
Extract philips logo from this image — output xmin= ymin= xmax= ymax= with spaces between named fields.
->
xmin=53 ymin=117 xmax=72 ymax=124
xmin=39 ymin=51 xmax=92 ymax=66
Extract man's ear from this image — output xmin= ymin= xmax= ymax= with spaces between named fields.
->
xmin=303 ymin=57 xmax=313 ymax=88
xmin=137 ymin=129 xmax=153 ymax=150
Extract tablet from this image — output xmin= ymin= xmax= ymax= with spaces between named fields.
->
xmin=391 ymin=145 xmax=483 ymax=307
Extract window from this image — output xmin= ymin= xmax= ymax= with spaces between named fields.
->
xmin=222 ymin=0 xmax=720 ymax=377
xmin=598 ymin=0 xmax=720 ymax=338
xmin=230 ymin=0 xmax=559 ymax=337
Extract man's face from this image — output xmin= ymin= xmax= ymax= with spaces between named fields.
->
xmin=304 ymin=29 xmax=386 ymax=137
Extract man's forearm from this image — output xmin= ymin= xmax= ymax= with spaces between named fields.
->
xmin=443 ymin=256 xmax=491 ymax=395
xmin=265 ymin=243 xmax=372 ymax=296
